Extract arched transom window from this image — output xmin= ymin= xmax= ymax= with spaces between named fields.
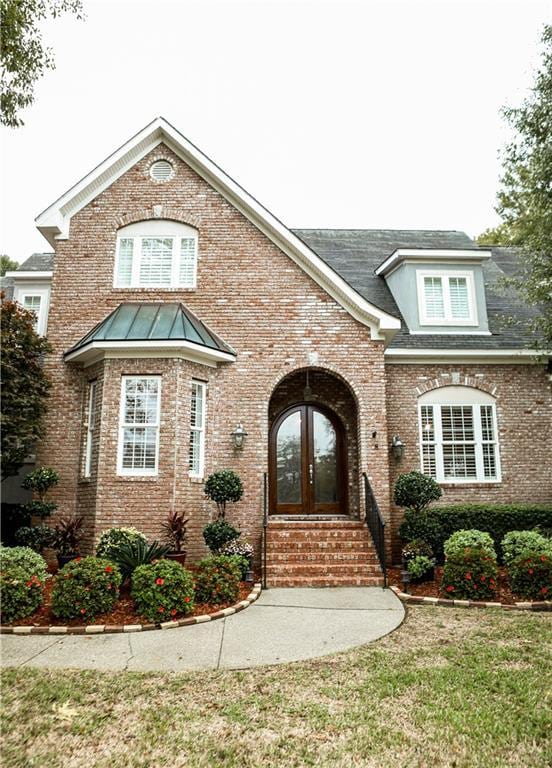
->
xmin=114 ymin=220 xmax=198 ymax=289
xmin=418 ymin=386 xmax=501 ymax=483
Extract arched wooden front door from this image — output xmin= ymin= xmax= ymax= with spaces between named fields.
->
xmin=269 ymin=403 xmax=347 ymax=515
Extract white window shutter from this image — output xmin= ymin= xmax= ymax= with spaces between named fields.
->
xmin=179 ymin=238 xmax=196 ymax=287
xmin=117 ymin=238 xmax=134 ymax=286
xmin=449 ymin=277 xmax=470 ymax=319
xmin=423 ymin=276 xmax=445 ymax=319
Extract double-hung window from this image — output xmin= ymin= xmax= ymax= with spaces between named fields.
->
xmin=84 ymin=381 xmax=97 ymax=477
xmin=189 ymin=380 xmax=206 ymax=477
xmin=417 ymin=270 xmax=477 ymax=326
xmin=114 ymin=220 xmax=198 ymax=289
xmin=418 ymin=387 xmax=500 ymax=483
xmin=118 ymin=376 xmax=161 ymax=476
xmin=15 ymin=287 xmax=50 ymax=335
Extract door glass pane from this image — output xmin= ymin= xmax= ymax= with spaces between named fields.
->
xmin=276 ymin=411 xmax=302 ymax=504
xmin=313 ymin=411 xmax=337 ymax=503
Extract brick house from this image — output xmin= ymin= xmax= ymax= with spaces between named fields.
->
xmin=7 ymin=117 xmax=551 ymax=585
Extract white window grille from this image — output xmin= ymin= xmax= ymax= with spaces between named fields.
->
xmin=189 ymin=380 xmax=206 ymax=477
xmin=418 ymin=387 xmax=500 ymax=483
xmin=84 ymin=381 xmax=97 ymax=478
xmin=118 ymin=377 xmax=161 ymax=475
xmin=417 ymin=271 xmax=477 ymax=325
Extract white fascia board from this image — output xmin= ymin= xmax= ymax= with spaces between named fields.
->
xmin=35 ymin=117 xmax=400 ymax=338
xmin=384 ymin=348 xmax=547 ymax=364
xmin=64 ymin=339 xmax=237 ymax=367
xmin=5 ymin=271 xmax=53 ymax=279
xmin=375 ymin=249 xmax=492 ymax=277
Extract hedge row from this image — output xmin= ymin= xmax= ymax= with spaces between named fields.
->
xmin=398 ymin=504 xmax=552 ymax=562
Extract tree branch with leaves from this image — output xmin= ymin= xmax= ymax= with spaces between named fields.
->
xmin=1 ymin=0 xmax=84 ymax=128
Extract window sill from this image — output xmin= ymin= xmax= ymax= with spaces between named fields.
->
xmin=115 ymin=475 xmax=159 ymax=482
xmin=440 ymin=480 xmax=501 ymax=487
xmin=112 ymin=287 xmax=197 ymax=292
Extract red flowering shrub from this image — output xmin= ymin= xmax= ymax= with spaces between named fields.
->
xmin=52 ymin=556 xmax=122 ymax=620
xmin=508 ymin=549 xmax=552 ymax=600
xmin=194 ymin=555 xmax=241 ymax=605
xmin=131 ymin=559 xmax=194 ymax=622
xmin=0 ymin=565 xmax=44 ymax=623
xmin=441 ymin=546 xmax=498 ymax=601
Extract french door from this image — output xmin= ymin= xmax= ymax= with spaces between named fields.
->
xmin=269 ymin=404 xmax=346 ymax=515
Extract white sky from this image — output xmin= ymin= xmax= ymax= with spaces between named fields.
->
xmin=1 ymin=0 xmax=550 ymax=264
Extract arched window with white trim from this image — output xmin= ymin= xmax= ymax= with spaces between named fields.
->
xmin=418 ymin=387 xmax=501 ymax=483
xmin=114 ymin=220 xmax=198 ymax=289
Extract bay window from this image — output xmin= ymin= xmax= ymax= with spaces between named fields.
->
xmin=118 ymin=376 xmax=161 ymax=475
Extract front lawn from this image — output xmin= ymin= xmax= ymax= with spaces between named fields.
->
xmin=1 ymin=607 xmax=551 ymax=767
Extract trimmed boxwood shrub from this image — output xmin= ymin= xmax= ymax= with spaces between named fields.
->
xmin=194 ymin=555 xmax=241 ymax=605
xmin=203 ymin=519 xmax=240 ymax=553
xmin=399 ymin=504 xmax=552 ymax=563
xmin=508 ymin=550 xmax=552 ymax=601
xmin=444 ymin=530 xmax=496 ymax=560
xmin=406 ymin=555 xmax=434 ymax=581
xmin=502 ymin=530 xmax=552 ymax=567
xmin=393 ymin=471 xmax=442 ymax=514
xmin=441 ymin=546 xmax=498 ymax=601
xmin=52 ymin=556 xmax=122 ymax=621
xmin=0 ymin=565 xmax=44 ymax=623
xmin=0 ymin=546 xmax=48 ymax=581
xmin=96 ymin=527 xmax=147 ymax=561
xmin=131 ymin=559 xmax=195 ymax=622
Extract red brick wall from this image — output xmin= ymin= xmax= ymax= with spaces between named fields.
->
xmin=38 ymin=143 xmax=392 ymax=563
xmin=385 ymin=364 xmax=552 ymax=561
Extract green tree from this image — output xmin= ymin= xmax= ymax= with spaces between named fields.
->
xmin=0 ymin=255 xmax=19 ymax=275
xmin=1 ymin=298 xmax=52 ymax=480
xmin=477 ymin=25 xmax=552 ymax=348
xmin=1 ymin=0 xmax=84 ymax=128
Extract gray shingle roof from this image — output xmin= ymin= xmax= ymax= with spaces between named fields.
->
xmin=65 ymin=302 xmax=236 ymax=358
xmin=18 ymin=253 xmax=54 ymax=271
xmin=292 ymin=230 xmax=538 ymax=350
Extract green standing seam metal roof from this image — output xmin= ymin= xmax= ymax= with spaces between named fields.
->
xmin=64 ymin=303 xmax=236 ymax=358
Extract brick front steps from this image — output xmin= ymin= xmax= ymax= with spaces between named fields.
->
xmin=266 ymin=519 xmax=384 ymax=587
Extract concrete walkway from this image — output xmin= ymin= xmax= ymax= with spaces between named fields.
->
xmin=0 ymin=587 xmax=404 ymax=672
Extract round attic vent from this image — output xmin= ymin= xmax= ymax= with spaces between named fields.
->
xmin=150 ymin=160 xmax=174 ymax=181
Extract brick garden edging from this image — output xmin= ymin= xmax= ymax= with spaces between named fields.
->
xmin=0 ymin=583 xmax=262 ymax=635
xmin=390 ymin=585 xmax=552 ymax=611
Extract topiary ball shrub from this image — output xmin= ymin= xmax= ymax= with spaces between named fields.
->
xmin=393 ymin=472 xmax=442 ymax=514
xmin=444 ymin=529 xmax=496 ymax=561
xmin=204 ymin=470 xmax=243 ymax=518
xmin=194 ymin=555 xmax=241 ymax=605
xmin=502 ymin=530 xmax=551 ymax=567
xmin=131 ymin=559 xmax=195 ymax=622
xmin=203 ymin=519 xmax=240 ymax=553
xmin=52 ymin=556 xmax=122 ymax=621
xmin=0 ymin=564 xmax=44 ymax=623
xmin=507 ymin=550 xmax=552 ymax=601
xmin=441 ymin=546 xmax=498 ymax=601
xmin=0 ymin=546 xmax=48 ymax=582
xmin=96 ymin=527 xmax=147 ymax=561
xmin=14 ymin=525 xmax=54 ymax=553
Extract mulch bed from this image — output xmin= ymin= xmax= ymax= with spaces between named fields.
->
xmin=387 ymin=565 xmax=517 ymax=605
xmin=3 ymin=577 xmax=253 ymax=627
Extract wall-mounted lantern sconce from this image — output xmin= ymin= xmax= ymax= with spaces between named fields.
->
xmin=391 ymin=434 xmax=404 ymax=461
xmin=231 ymin=423 xmax=248 ymax=449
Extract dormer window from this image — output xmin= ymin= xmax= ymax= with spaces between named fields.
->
xmin=114 ymin=220 xmax=197 ymax=289
xmin=416 ymin=270 xmax=477 ymax=326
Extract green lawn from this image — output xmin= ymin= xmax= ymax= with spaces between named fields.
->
xmin=1 ymin=607 xmax=551 ymax=768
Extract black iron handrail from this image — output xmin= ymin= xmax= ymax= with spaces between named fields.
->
xmin=362 ymin=472 xmax=387 ymax=588
xmin=261 ymin=472 xmax=268 ymax=589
